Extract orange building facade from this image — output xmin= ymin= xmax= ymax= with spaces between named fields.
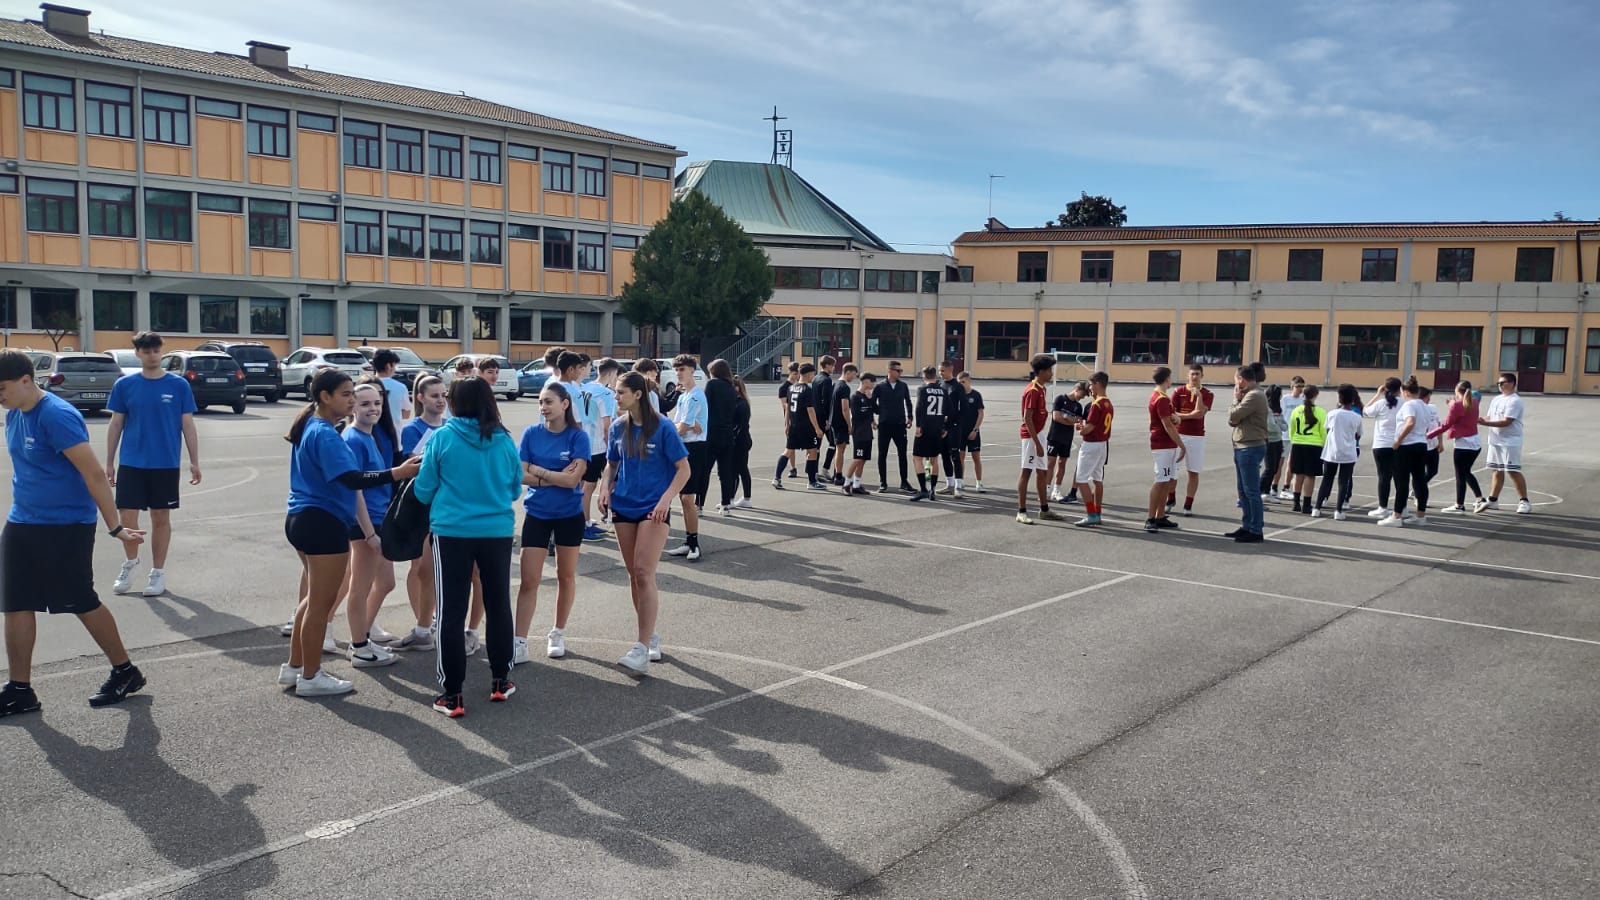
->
xmin=0 ymin=7 xmax=680 ymax=362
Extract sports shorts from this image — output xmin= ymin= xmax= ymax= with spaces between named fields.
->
xmin=1179 ymin=435 xmax=1205 ymax=474
xmin=1 ymin=522 xmax=101 ymax=614
xmin=1485 ymin=443 xmax=1522 ymax=471
xmin=584 ymin=453 xmax=606 ymax=484
xmin=1046 ymin=438 xmax=1072 ymax=459
xmin=912 ymin=432 xmax=944 ymax=458
xmin=285 ymin=507 xmax=351 ymax=556
xmin=1076 ymin=441 xmax=1108 ymax=483
xmin=786 ymin=429 xmax=821 ymax=452
xmin=521 ymin=513 xmax=585 ymax=549
xmin=851 ymin=433 xmax=874 ymax=460
xmin=1151 ymin=447 xmax=1180 ymax=483
xmin=1019 ymin=439 xmax=1049 ymax=471
xmin=963 ymin=432 xmax=982 ymax=453
xmin=611 ymin=508 xmax=671 ymax=526
xmin=115 ymin=466 xmax=180 ymax=511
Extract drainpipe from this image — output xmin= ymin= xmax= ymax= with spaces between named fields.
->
xmin=1573 ymin=229 xmax=1597 ymax=395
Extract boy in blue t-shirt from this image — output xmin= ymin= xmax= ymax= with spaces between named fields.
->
xmin=666 ymin=354 xmax=709 ymax=561
xmin=106 ymin=331 xmax=201 ymax=599
xmin=0 ymin=349 xmax=148 ymax=717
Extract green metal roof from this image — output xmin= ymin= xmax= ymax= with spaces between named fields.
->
xmin=675 ymin=161 xmax=894 ymax=252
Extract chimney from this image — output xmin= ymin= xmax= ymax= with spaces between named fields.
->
xmin=39 ymin=3 xmax=91 ymax=36
xmin=246 ymin=40 xmax=290 ymax=69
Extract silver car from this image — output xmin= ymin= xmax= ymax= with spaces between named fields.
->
xmin=26 ymin=351 xmax=124 ymax=414
xmin=281 ymin=347 xmax=372 ymax=398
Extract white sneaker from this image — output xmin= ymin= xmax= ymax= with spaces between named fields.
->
xmin=295 ymin=670 xmax=354 ymax=697
xmin=112 ymin=559 xmax=139 ymax=594
xmin=1015 ymin=512 xmax=1035 ymax=525
xmin=1483 ymin=499 xmax=1500 ymax=511
xmin=720 ymin=505 xmax=733 ymax=517
xmin=277 ymin=664 xmax=301 ymax=686
xmin=369 ymin=626 xmax=400 ymax=644
xmin=512 ymin=638 xmax=530 ymax=666
xmin=974 ymin=482 xmax=986 ymax=493
xmin=686 ymin=545 xmax=702 ymax=561
xmin=1278 ymin=490 xmax=1294 ymax=500
xmin=1367 ymin=508 xmax=1390 ymax=519
xmin=1377 ymin=514 xmax=1404 ymax=528
xmin=1049 ymin=490 xmax=1064 ymax=503
xmin=666 ymin=544 xmax=692 ymax=557
xmin=142 ymin=569 xmax=166 ymax=597
xmin=1402 ymin=512 xmax=1418 ymax=523
xmin=279 ymin=619 xmax=296 ymax=637
xmin=322 ymin=636 xmax=341 ymax=655
xmin=732 ymin=498 xmax=754 ymax=509
xmin=1439 ymin=504 xmax=1465 ymax=513
xmin=349 ymin=642 xmax=399 ymax=668
xmin=1411 ymin=516 xmax=1428 ymax=527
xmin=1516 ymin=499 xmax=1532 ymax=515
xmin=617 ymin=642 xmax=649 ymax=675
xmin=1333 ymin=511 xmax=1348 ymax=521
xmin=1472 ymin=498 xmax=1490 ymax=513
xmin=463 ymin=631 xmax=481 ymax=656
xmin=951 ymin=487 xmax=964 ymax=499
xmin=546 ymin=628 xmax=566 ymax=659
xmin=1310 ymin=508 xmax=1323 ymax=518
xmin=648 ymin=633 xmax=662 ymax=661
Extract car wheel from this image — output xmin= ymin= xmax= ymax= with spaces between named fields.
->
xmin=504 ymin=392 xmax=517 ymax=402
xmin=303 ymin=378 xmax=314 ymax=398
xmin=196 ymin=403 xmax=209 ymax=412
xmin=263 ymin=390 xmax=279 ymax=403
xmin=232 ymin=399 xmax=247 ymax=415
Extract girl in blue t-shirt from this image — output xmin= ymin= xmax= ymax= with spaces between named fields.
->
xmin=514 ymin=383 xmax=590 ymax=663
xmin=283 ymin=370 xmax=418 ymax=698
xmin=338 ymin=381 xmax=401 ymax=670
xmin=394 ymin=375 xmax=448 ymax=652
xmin=597 ymin=372 xmax=689 ymax=676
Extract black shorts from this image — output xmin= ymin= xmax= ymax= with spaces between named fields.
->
xmin=851 ymin=437 xmax=874 ymax=460
xmin=963 ymin=432 xmax=982 ymax=453
xmin=786 ymin=429 xmax=821 ymax=452
xmin=611 ymin=508 xmax=671 ymax=526
xmin=1289 ymin=443 xmax=1325 ymax=477
xmin=521 ymin=513 xmax=585 ymax=549
xmin=912 ymin=433 xmax=944 ymax=458
xmin=115 ymin=465 xmax=180 ymax=511
xmin=1 ymin=522 xmax=101 ymax=614
xmin=684 ymin=442 xmax=712 ymax=500
xmin=285 ymin=507 xmax=351 ymax=556
xmin=829 ymin=427 xmax=849 ymax=446
xmin=1047 ymin=440 xmax=1072 ymax=459
xmin=584 ymin=453 xmax=606 ymax=484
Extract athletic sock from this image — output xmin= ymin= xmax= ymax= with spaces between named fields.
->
xmin=352 ymin=640 xmax=369 ymax=650
xmin=917 ymin=472 xmax=927 ymax=491
xmin=805 ymin=459 xmax=818 ymax=482
xmin=775 ymin=457 xmax=787 ymax=480
xmin=1184 ymin=496 xmax=1194 ymax=510
xmin=112 ymin=661 xmax=135 ymax=675
xmin=686 ymin=532 xmax=698 ymax=548
xmin=8 ymin=681 xmax=31 ymax=691
xmin=1040 ymin=502 xmax=1050 ymax=514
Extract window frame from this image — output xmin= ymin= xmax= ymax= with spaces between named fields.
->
xmin=92 ymin=290 xmax=134 ymax=331
xmin=296 ymin=112 xmax=336 ymax=132
xmin=427 ymin=305 xmax=458 ymax=340
xmin=347 ymin=301 xmax=379 ymax=337
xmin=428 ymin=132 xmax=463 ymax=179
xmin=1183 ymin=322 xmax=1245 ymax=366
xmin=468 ymin=138 xmax=502 ymax=184
xmin=469 ymin=220 xmax=502 ymax=265
xmin=507 ymin=223 xmax=540 ymax=241
xmin=1436 ymin=247 xmax=1475 ymax=283
xmin=387 ymin=304 xmax=421 ymax=339
xmin=1042 ymin=321 xmax=1097 ymax=355
xmin=576 ymin=231 xmax=606 ymax=272
xmin=247 ymin=199 xmax=292 ymax=249
xmin=199 ymin=295 xmax=239 ymax=334
xmin=245 ymin=105 xmax=290 ymax=157
xmin=1586 ymin=329 xmax=1600 ymax=375
xmin=22 ymin=72 xmax=75 ymax=131
xmin=84 ymin=81 xmax=134 ymax=139
xmin=429 ymin=216 xmax=463 ymax=261
xmin=195 ymin=97 xmax=241 ymax=119
xmin=577 ymin=154 xmax=606 ymax=197
xmin=386 ymin=126 xmax=424 ymax=174
xmin=25 ymin=178 xmax=79 ymax=234
xmin=1287 ymin=248 xmax=1323 ymax=282
xmin=1414 ymin=325 xmax=1482 ymax=372
xmin=197 ymin=193 xmax=243 ymax=214
xmin=249 ymin=297 xmax=288 ymax=335
xmin=641 ymin=163 xmax=671 ymax=180
xmin=508 ymin=143 xmax=539 ymax=162
xmin=510 ymin=309 xmax=533 ymax=342
xmin=1514 ymin=247 xmax=1555 ymax=283
xmin=30 ymin=289 xmax=78 ymax=333
xmin=301 ymin=299 xmax=335 ymax=335
xmin=1258 ymin=323 xmax=1322 ymax=368
xmin=86 ymin=183 xmax=136 ymax=238
xmin=538 ymin=311 xmax=564 ymax=342
xmin=976 ymin=320 xmax=1031 ymax=361
xmin=542 ymin=150 xmax=574 ymax=192
xmin=343 ymin=208 xmax=383 ymax=256
xmin=386 ymin=212 xmax=425 ymax=259
xmin=477 ymin=308 xmax=502 ymax=340
xmin=1499 ymin=327 xmax=1568 ymax=375
xmin=1360 ymin=247 xmax=1398 ymax=282
xmin=543 ymin=228 xmax=574 ymax=270
xmin=1147 ymin=249 xmax=1181 ymax=282
xmin=1079 ymin=250 xmax=1113 ymax=283
xmin=144 ymin=188 xmax=192 ymax=242
xmin=1215 ymin=248 xmax=1251 ymax=282
xmin=1113 ymin=322 xmax=1171 ymax=364
xmin=342 ymin=119 xmax=381 ymax=169
xmin=1336 ymin=324 xmax=1402 ymax=369
xmin=1016 ymin=251 xmax=1048 ymax=282
xmin=141 ymin=89 xmax=190 ymax=146
xmin=150 ymin=292 xmax=188 ymax=333
xmin=298 ymin=203 xmax=337 ymax=222
xmin=864 ymin=319 xmax=914 ymax=358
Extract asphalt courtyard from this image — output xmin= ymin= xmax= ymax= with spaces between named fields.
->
xmin=0 ymin=378 xmax=1596 ymax=899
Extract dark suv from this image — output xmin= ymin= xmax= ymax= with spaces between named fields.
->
xmin=355 ymin=346 xmax=438 ymax=389
xmin=195 ymin=340 xmax=283 ymax=402
xmin=162 ymin=351 xmax=248 ymax=414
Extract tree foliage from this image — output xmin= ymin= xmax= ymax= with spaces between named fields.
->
xmin=619 ymin=190 xmax=774 ymax=349
xmin=40 ymin=309 xmax=80 ymax=352
xmin=1046 ymin=192 xmax=1128 ymax=228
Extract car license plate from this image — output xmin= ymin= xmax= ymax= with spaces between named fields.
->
xmin=245 ymin=364 xmax=267 ymax=371
xmin=81 ymin=392 xmax=107 ymax=400
xmin=206 ymin=377 xmax=229 ymax=384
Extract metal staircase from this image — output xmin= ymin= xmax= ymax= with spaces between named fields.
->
xmin=725 ymin=315 xmax=795 ymax=380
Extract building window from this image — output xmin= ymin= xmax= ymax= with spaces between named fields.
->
xmin=87 ymin=184 xmax=136 ymax=238
xmin=387 ymin=304 xmax=419 ymax=339
xmin=823 ymin=268 xmax=859 ymax=289
xmin=1184 ymin=323 xmax=1245 ymax=365
xmin=297 ymin=112 xmax=335 ymax=132
xmin=429 ymin=217 xmax=463 ymax=261
xmin=922 ymin=271 xmax=940 ymax=293
xmin=1042 ymin=321 xmax=1097 ymax=355
xmin=25 ymin=178 xmax=77 ymax=234
xmin=200 ymin=296 xmax=238 ymax=334
xmin=468 ymin=138 xmax=501 ymax=184
xmin=475 ymin=308 xmax=501 ymax=340
xmin=863 ymin=270 xmax=917 ymax=292
xmin=577 ymin=155 xmax=606 ymax=197
xmin=1499 ymin=327 xmax=1567 ymax=374
xmin=1361 ymin=248 xmax=1398 ymax=282
xmin=301 ymin=299 xmax=335 ymax=335
xmin=0 ymin=287 xmax=14 ymax=330
xmin=142 ymin=90 xmax=190 ymax=145
xmin=508 ymin=144 xmax=538 ymax=162
xmin=1287 ymin=248 xmax=1323 ymax=282
xmin=344 ymin=208 xmax=382 ymax=255
xmin=0 ymin=175 xmax=15 ymax=194
xmin=22 ymin=73 xmax=75 ymax=131
xmin=508 ymin=224 xmax=540 ymax=241
xmin=470 ymin=221 xmax=502 ymax=264
xmin=801 ymin=317 xmax=853 ymax=358
xmin=977 ymin=321 xmax=1030 ymax=361
xmin=385 ymin=213 xmax=424 ymax=259
xmin=1586 ymin=329 xmax=1600 ymax=374
xmin=428 ymin=132 xmax=463 ymax=179
xmin=776 ymin=267 xmax=820 ymax=289
xmin=1113 ymin=322 xmax=1170 ymax=363
xmin=956 ymin=265 xmax=974 ymax=282
xmin=298 ymin=203 xmax=337 ymax=221
xmin=1017 ymin=251 xmax=1048 ymax=282
xmin=0 ymin=70 xmax=11 ymax=90
xmin=387 ymin=126 xmax=423 ymax=174
xmin=575 ymin=311 xmax=602 ymax=343
xmin=1259 ymin=323 xmax=1321 ymax=367
xmin=145 ymin=189 xmax=192 ymax=242
xmin=613 ymin=314 xmax=633 ymax=345
xmin=342 ymin=119 xmax=381 ymax=168
xmin=1436 ymin=247 xmax=1474 ymax=283
xmin=1080 ymin=251 xmax=1113 ymax=283
xmin=543 ymin=150 xmax=574 ymax=192
xmin=30 ymin=289 xmax=77 ymax=332
xmin=865 ymin=319 xmax=913 ymax=358
xmin=1336 ymin=324 xmax=1401 ymax=369
xmin=84 ymin=82 xmax=134 ymax=138
xmin=611 ymin=159 xmax=638 ymax=175
xmin=247 ymin=200 xmax=291 ymax=249
xmin=577 ymin=231 xmax=606 ymax=272
xmin=1514 ymin=247 xmax=1555 ymax=283
xmin=197 ymin=194 xmax=242 ymax=213
xmin=195 ymin=98 xmax=240 ymax=118
xmin=1216 ymin=249 xmax=1251 ymax=282
xmin=1415 ymin=325 xmax=1481 ymax=371
xmin=347 ymin=301 xmax=378 ymax=337
xmin=641 ymin=164 xmax=671 ymax=180
xmin=246 ymin=106 xmax=290 ymax=156
xmin=1147 ymin=250 xmax=1181 ymax=282
xmin=544 ymin=228 xmax=574 ymax=269
xmin=92 ymin=290 xmax=134 ymax=331
xmin=509 ymin=309 xmax=533 ymax=342
xmin=427 ymin=305 xmax=458 ymax=340
xmin=249 ymin=298 xmax=287 ymax=335
xmin=540 ymin=311 xmax=565 ymax=342
xmin=150 ymin=293 xmax=188 ymax=332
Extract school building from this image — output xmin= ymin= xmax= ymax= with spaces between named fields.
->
xmin=0 ymin=4 xmax=681 ymax=362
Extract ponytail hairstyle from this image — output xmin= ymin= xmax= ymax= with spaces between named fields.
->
xmin=1300 ymin=383 xmax=1321 ymax=425
xmin=1248 ymin=361 xmax=1267 ymax=385
xmin=1456 ymin=380 xmax=1476 ymax=415
xmin=1337 ymin=383 xmax=1360 ymax=408
xmin=286 ymin=369 xmax=353 ymax=445
xmin=1381 ymin=376 xmax=1402 ymax=408
xmin=358 ymin=374 xmax=400 ymax=458
xmin=1401 ymin=374 xmax=1421 ymax=398
xmin=617 ymin=371 xmax=661 ymax=458
xmin=412 ymin=374 xmax=443 ymax=418
xmin=732 ymin=375 xmax=751 ymax=404
xmin=1418 ymin=385 xmax=1432 ymax=402
xmin=540 ymin=381 xmax=580 ymax=430
xmin=1265 ymin=383 xmax=1283 ymax=415
xmin=448 ymin=376 xmax=506 ymax=440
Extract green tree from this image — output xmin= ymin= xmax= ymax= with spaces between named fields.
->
xmin=619 ymin=190 xmax=774 ymax=352
xmin=40 ymin=309 xmax=80 ymax=352
xmin=1046 ymin=192 xmax=1128 ymax=228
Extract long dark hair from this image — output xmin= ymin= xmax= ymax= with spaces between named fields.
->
xmin=617 ymin=371 xmax=661 ymax=458
xmin=1380 ymin=376 xmax=1402 ymax=409
xmin=1265 ymin=383 xmax=1283 ymax=415
xmin=1337 ymin=383 xmax=1360 ymax=408
xmin=732 ymin=375 xmax=750 ymax=404
xmin=708 ymin=358 xmax=732 ymax=382
xmin=286 ymin=369 xmax=352 ymax=445
xmin=358 ymin=374 xmax=400 ymax=460
xmin=541 ymin=381 xmax=580 ymax=430
xmin=448 ymin=376 xmax=505 ymax=440
xmin=1299 ymin=383 xmax=1321 ymax=425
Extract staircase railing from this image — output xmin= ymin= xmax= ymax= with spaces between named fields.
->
xmin=725 ymin=316 xmax=795 ymax=379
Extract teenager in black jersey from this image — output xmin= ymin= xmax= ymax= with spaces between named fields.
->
xmin=872 ymin=361 xmax=914 ymax=493
xmin=955 ymin=371 xmax=986 ymax=493
xmin=775 ymin=362 xmax=800 ymax=479
xmin=845 ymin=372 xmax=877 ymax=494
xmin=1048 ymin=381 xmax=1087 ymax=503
xmin=828 ymin=364 xmax=856 ymax=485
xmin=936 ymin=360 xmax=966 ymax=495
xmin=811 ymin=355 xmax=837 ymax=477
xmin=777 ymin=363 xmax=828 ymax=490
xmin=909 ymin=366 xmax=948 ymax=502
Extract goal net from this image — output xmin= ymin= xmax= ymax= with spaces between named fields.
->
xmin=1050 ymin=351 xmax=1098 ymax=386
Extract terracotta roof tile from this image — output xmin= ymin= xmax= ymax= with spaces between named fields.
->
xmin=954 ymin=222 xmax=1600 ymax=244
xmin=0 ymin=18 xmax=677 ymax=152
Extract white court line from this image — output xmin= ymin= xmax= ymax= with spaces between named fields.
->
xmin=95 ymin=576 xmax=1143 ymax=900
xmin=183 ymin=467 xmax=259 ymax=497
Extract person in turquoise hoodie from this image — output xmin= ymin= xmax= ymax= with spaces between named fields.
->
xmin=412 ymin=376 xmax=526 ymax=719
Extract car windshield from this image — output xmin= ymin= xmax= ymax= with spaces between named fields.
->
xmin=58 ymin=357 xmax=124 ymax=373
xmin=390 ymin=348 xmax=426 ymax=366
xmin=111 ymin=350 xmax=139 ymax=366
xmin=520 ymin=361 xmax=544 ymax=372
xmin=229 ymin=346 xmax=277 ymax=363
xmin=189 ymin=356 xmax=239 ymax=373
xmin=324 ymin=352 xmax=367 ymax=365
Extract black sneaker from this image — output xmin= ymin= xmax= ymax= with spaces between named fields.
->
xmin=1144 ymin=518 xmax=1160 ymax=533
xmin=1064 ymin=493 xmax=1080 ymax=504
xmin=1223 ymin=528 xmax=1247 ymax=538
xmin=1155 ymin=517 xmax=1180 ymax=529
xmin=88 ymin=665 xmax=145 ymax=708
xmin=489 ymin=679 xmax=517 ymax=702
xmin=433 ymin=693 xmax=465 ymax=718
xmin=900 ymin=482 xmax=917 ymax=493
xmin=832 ymin=472 xmax=845 ymax=486
xmin=787 ymin=470 xmax=799 ymax=479
xmin=1234 ymin=531 xmax=1264 ymax=543
xmin=877 ymin=484 xmax=890 ymax=494
xmin=908 ymin=490 xmax=927 ymax=502
xmin=0 ymin=683 xmax=41 ymax=718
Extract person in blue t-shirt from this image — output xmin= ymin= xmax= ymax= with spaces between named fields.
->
xmin=666 ymin=354 xmax=709 ymax=561
xmin=514 ymin=382 xmax=590 ymax=665
xmin=282 ymin=370 xmax=418 ymax=699
xmin=392 ymin=374 xmax=448 ymax=652
xmin=0 ymin=349 xmax=148 ymax=717
xmin=105 ymin=331 xmax=201 ymax=599
xmin=598 ymin=372 xmax=689 ymax=677
xmin=337 ymin=381 xmax=401 ymax=671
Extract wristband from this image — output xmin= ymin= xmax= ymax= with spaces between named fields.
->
xmin=109 ymin=525 xmax=124 ymax=537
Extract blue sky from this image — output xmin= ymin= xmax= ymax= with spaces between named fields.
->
xmin=14 ymin=0 xmax=1597 ymax=251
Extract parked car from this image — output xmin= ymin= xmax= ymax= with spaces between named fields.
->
xmin=655 ymin=358 xmax=707 ymax=387
xmin=196 ymin=340 xmax=284 ymax=402
xmin=162 ymin=351 xmax=248 ymax=414
xmin=440 ymin=354 xmax=519 ymax=401
xmin=109 ymin=349 xmax=142 ymax=377
xmin=517 ymin=361 xmax=552 ymax=396
xmin=355 ymin=345 xmax=438 ymax=389
xmin=281 ymin=347 xmax=372 ymax=398
xmin=24 ymin=351 xmax=123 ymax=414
